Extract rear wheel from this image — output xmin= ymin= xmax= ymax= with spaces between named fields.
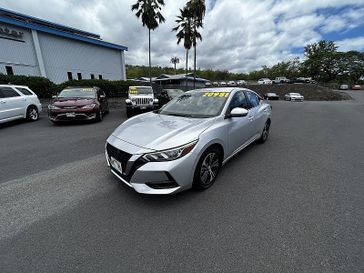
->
xmin=26 ymin=106 xmax=39 ymax=121
xmin=193 ymin=147 xmax=222 ymax=190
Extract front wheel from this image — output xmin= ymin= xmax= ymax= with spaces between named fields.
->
xmin=26 ymin=106 xmax=39 ymax=121
xmin=258 ymin=120 xmax=270 ymax=143
xmin=193 ymin=147 xmax=222 ymax=190
xmin=126 ymin=108 xmax=133 ymax=118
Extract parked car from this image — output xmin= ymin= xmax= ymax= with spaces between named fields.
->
xmin=158 ymin=89 xmax=184 ymax=107
xmin=257 ymin=78 xmax=273 ymax=85
xmin=264 ymin=92 xmax=279 ymax=100
xmin=48 ymin=86 xmax=109 ymax=123
xmin=205 ymin=82 xmax=212 ymax=87
xmin=339 ymin=84 xmax=349 ymax=90
xmin=212 ymin=81 xmax=219 ymax=87
xmin=0 ymin=85 xmax=42 ymax=124
xmin=294 ymin=77 xmax=316 ymax=84
xmin=105 ymin=88 xmax=272 ymax=194
xmin=220 ymin=81 xmax=227 ymax=86
xmin=352 ymin=84 xmax=362 ymax=90
xmin=125 ymin=86 xmax=159 ymax=118
xmin=273 ymin=77 xmax=290 ymax=84
xmin=228 ymin=81 xmax=237 ymax=86
xmin=237 ymin=80 xmax=247 ymax=86
xmin=284 ymin=93 xmax=304 ymax=101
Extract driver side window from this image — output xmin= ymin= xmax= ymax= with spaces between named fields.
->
xmin=229 ymin=91 xmax=249 ymax=111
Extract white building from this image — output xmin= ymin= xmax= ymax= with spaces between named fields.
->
xmin=0 ymin=7 xmax=127 ymax=83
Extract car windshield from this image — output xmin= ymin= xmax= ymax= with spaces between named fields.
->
xmin=267 ymin=93 xmax=276 ymax=95
xmin=130 ymin=87 xmax=153 ymax=95
xmin=58 ymin=88 xmax=96 ymax=98
xmin=158 ymin=90 xmax=229 ymax=118
xmin=290 ymin=93 xmax=301 ymax=96
xmin=166 ymin=89 xmax=184 ymax=98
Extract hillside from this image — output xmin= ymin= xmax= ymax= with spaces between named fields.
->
xmin=247 ymin=84 xmax=351 ymax=101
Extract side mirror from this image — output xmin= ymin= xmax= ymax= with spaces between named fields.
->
xmin=228 ymin=107 xmax=249 ymax=118
xmin=52 ymin=95 xmax=57 ymax=99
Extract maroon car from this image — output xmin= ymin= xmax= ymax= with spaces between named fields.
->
xmin=48 ymin=86 xmax=109 ymax=123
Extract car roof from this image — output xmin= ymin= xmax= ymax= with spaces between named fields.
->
xmin=64 ymin=86 xmax=99 ymax=90
xmin=0 ymin=84 xmax=30 ymax=88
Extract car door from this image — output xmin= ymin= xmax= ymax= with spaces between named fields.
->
xmin=226 ymin=91 xmax=253 ymax=156
xmin=0 ymin=87 xmax=25 ymax=120
xmin=245 ymin=91 xmax=266 ymax=136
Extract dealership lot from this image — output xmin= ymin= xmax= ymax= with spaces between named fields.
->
xmin=1 ymin=95 xmax=363 ymax=272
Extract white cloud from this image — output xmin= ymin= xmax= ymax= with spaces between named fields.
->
xmin=336 ymin=37 xmax=364 ymax=51
xmin=1 ymin=0 xmax=363 ymax=72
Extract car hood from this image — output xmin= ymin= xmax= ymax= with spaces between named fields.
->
xmin=111 ymin=112 xmax=216 ymax=151
xmin=53 ymin=98 xmax=96 ymax=107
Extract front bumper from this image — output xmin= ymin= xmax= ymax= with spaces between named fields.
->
xmin=291 ymin=97 xmax=304 ymax=101
xmin=126 ymin=104 xmax=158 ymax=110
xmin=105 ymin=137 xmax=198 ymax=194
xmin=48 ymin=108 xmax=99 ymax=121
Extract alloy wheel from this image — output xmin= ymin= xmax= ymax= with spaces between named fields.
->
xmin=200 ymin=152 xmax=220 ymax=185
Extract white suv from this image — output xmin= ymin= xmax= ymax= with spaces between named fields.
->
xmin=0 ymin=85 xmax=42 ymax=124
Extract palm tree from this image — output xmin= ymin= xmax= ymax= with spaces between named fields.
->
xmin=172 ymin=8 xmax=193 ymax=90
xmin=170 ymin=57 xmax=180 ymax=73
xmin=186 ymin=0 xmax=206 ymax=88
xmin=131 ymin=0 xmax=166 ymax=85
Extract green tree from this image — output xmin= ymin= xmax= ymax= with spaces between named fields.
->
xmin=303 ymin=40 xmax=340 ymax=82
xmin=131 ymin=0 xmax=166 ymax=85
xmin=172 ymin=7 xmax=194 ymax=90
xmin=170 ymin=56 xmax=180 ymax=73
xmin=186 ymin=0 xmax=206 ymax=88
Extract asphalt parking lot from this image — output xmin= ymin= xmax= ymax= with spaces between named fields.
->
xmin=1 ymin=92 xmax=363 ymax=273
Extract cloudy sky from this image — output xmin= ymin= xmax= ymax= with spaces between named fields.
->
xmin=1 ymin=0 xmax=364 ymax=72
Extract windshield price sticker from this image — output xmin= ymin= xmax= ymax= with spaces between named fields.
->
xmin=129 ymin=87 xmax=138 ymax=94
xmin=203 ymin=92 xmax=229 ymax=98
xmin=82 ymin=88 xmax=94 ymax=92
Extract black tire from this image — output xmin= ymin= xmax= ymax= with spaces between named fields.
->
xmin=258 ymin=120 xmax=270 ymax=143
xmin=96 ymin=109 xmax=103 ymax=122
xmin=126 ymin=108 xmax=133 ymax=118
xmin=193 ymin=147 xmax=222 ymax=190
xmin=26 ymin=106 xmax=39 ymax=121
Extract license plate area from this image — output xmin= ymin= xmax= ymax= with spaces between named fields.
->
xmin=66 ymin=112 xmax=76 ymax=117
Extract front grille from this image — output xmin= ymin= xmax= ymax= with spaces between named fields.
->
xmin=135 ymin=98 xmax=151 ymax=105
xmin=106 ymin=143 xmax=132 ymax=172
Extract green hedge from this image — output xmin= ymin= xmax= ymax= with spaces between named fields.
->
xmin=0 ymin=74 xmax=55 ymax=98
xmin=56 ymin=79 xmax=145 ymax=97
xmin=0 ymin=74 xmax=145 ymax=98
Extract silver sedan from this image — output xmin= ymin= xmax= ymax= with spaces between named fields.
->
xmin=105 ymin=88 xmax=272 ymax=194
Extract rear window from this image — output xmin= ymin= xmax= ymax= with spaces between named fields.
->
xmin=16 ymin=87 xmax=33 ymax=96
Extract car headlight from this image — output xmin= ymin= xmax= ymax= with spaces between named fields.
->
xmin=81 ymin=103 xmax=96 ymax=109
xmin=153 ymin=98 xmax=159 ymax=103
xmin=48 ymin=104 xmax=60 ymax=110
xmin=142 ymin=141 xmax=197 ymax=162
xmin=125 ymin=99 xmax=132 ymax=104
